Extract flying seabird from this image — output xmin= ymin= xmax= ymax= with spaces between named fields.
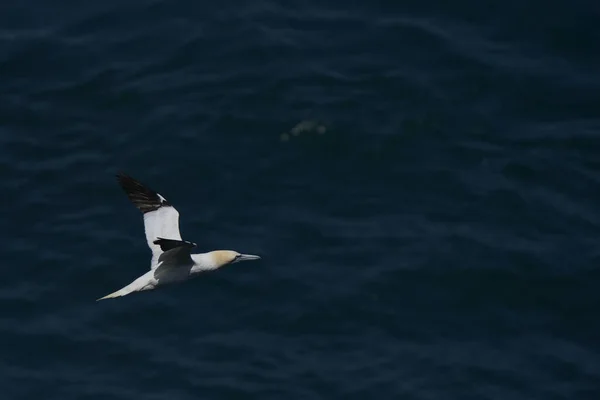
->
xmin=97 ymin=172 xmax=261 ymax=301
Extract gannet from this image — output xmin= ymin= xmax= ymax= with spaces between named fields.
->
xmin=97 ymin=172 xmax=261 ymax=301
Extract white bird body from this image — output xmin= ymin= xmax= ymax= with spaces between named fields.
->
xmin=97 ymin=173 xmax=260 ymax=301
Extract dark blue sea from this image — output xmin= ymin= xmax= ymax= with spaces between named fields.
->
xmin=1 ymin=1 xmax=599 ymax=398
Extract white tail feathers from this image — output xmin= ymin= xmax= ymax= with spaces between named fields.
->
xmin=96 ymin=288 xmax=128 ymax=301
xmin=96 ymin=273 xmax=154 ymax=301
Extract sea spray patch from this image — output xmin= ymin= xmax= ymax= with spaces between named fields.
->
xmin=281 ymin=120 xmax=328 ymax=142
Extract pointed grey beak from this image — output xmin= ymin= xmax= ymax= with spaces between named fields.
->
xmin=238 ymin=254 xmax=261 ymax=262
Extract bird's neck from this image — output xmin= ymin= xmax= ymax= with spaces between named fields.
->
xmin=190 ymin=253 xmax=221 ymax=272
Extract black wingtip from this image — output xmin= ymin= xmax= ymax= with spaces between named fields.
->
xmin=115 ymin=171 xmax=141 ymax=190
xmin=115 ymin=172 xmax=171 ymax=213
xmin=153 ymin=237 xmax=196 ymax=252
xmin=115 ymin=170 xmax=133 ymax=181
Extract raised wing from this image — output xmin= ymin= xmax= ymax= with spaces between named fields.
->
xmin=116 ymin=172 xmax=182 ymax=269
xmin=153 ymin=238 xmax=196 ymax=268
xmin=154 ymin=237 xmax=196 ymax=252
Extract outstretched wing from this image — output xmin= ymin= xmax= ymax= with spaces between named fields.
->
xmin=116 ymin=172 xmax=182 ymax=269
xmin=154 ymin=237 xmax=196 ymax=252
xmin=153 ymin=238 xmax=196 ymax=268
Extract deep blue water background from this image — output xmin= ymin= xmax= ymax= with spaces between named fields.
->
xmin=1 ymin=1 xmax=600 ymax=399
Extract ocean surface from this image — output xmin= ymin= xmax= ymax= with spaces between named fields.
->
xmin=1 ymin=1 xmax=599 ymax=399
